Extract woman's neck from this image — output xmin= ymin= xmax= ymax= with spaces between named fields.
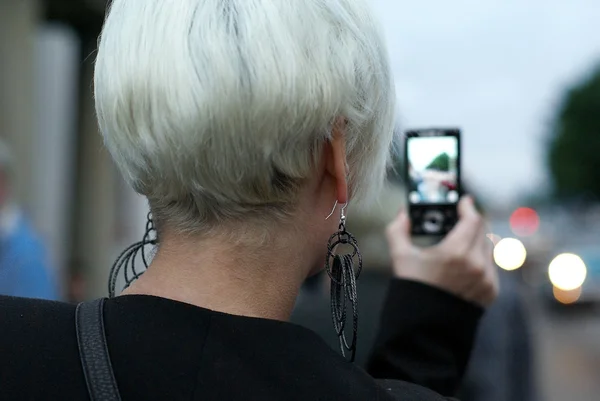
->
xmin=121 ymin=228 xmax=316 ymax=321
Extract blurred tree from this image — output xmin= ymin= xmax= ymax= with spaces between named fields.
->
xmin=426 ymin=152 xmax=451 ymax=171
xmin=548 ymin=64 xmax=600 ymax=201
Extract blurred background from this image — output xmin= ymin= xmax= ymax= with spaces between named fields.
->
xmin=1 ymin=1 xmax=600 ymax=400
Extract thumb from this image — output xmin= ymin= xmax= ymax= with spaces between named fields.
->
xmin=386 ymin=211 xmax=412 ymax=254
xmin=442 ymin=195 xmax=481 ymax=249
xmin=458 ymin=195 xmax=477 ymax=219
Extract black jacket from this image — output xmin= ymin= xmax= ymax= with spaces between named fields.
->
xmin=0 ymin=279 xmax=481 ymax=400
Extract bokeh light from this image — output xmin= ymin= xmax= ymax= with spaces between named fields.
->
xmin=549 ymin=253 xmax=587 ymax=291
xmin=553 ymin=285 xmax=582 ymax=305
xmin=509 ymin=207 xmax=540 ymax=237
xmin=493 ymin=238 xmax=527 ymax=271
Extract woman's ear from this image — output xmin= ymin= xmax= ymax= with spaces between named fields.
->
xmin=327 ymin=117 xmax=348 ymax=205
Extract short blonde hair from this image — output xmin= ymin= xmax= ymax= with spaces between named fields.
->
xmin=94 ymin=0 xmax=396 ymax=234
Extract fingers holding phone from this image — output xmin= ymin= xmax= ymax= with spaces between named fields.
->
xmin=386 ymin=196 xmax=499 ymax=308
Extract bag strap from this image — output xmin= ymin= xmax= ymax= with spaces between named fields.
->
xmin=76 ymin=298 xmax=122 ymax=401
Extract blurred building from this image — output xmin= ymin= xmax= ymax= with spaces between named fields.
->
xmin=0 ymin=0 xmax=147 ymax=300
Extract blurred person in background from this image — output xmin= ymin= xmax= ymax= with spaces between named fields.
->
xmin=0 ymin=139 xmax=57 ymax=300
xmin=0 ymin=1 xmax=497 ymax=400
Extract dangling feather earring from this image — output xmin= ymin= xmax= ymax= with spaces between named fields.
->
xmin=325 ymin=202 xmax=363 ymax=362
xmin=108 ymin=212 xmax=158 ymax=297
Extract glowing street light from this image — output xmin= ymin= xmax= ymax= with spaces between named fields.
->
xmin=553 ymin=286 xmax=582 ymax=305
xmin=509 ymin=207 xmax=540 ymax=237
xmin=548 ymin=253 xmax=587 ymax=291
xmin=493 ymin=238 xmax=527 ymax=271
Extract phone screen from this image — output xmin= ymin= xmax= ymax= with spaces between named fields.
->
xmin=406 ymin=134 xmax=459 ymax=205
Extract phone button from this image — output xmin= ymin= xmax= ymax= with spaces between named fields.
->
xmin=422 ymin=210 xmax=445 ymax=234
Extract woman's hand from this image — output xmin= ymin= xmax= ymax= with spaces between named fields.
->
xmin=385 ymin=196 xmax=499 ymax=307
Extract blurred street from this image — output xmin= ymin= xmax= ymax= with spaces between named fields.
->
xmin=531 ymin=299 xmax=600 ymax=401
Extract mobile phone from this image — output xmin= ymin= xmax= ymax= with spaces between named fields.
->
xmin=404 ymin=128 xmax=461 ymax=236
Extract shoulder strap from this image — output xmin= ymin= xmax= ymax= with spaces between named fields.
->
xmin=75 ymin=298 xmax=122 ymax=401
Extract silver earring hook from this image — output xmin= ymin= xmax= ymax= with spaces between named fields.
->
xmin=340 ymin=203 xmax=347 ymax=225
xmin=326 ymin=201 xmax=339 ymax=220
xmin=325 ymin=201 xmax=348 ymax=224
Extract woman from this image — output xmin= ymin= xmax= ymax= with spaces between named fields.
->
xmin=0 ymin=1 xmax=497 ymax=400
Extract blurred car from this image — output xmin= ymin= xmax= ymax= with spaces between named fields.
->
xmin=541 ymin=247 xmax=600 ymax=309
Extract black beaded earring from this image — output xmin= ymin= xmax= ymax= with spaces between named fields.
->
xmin=325 ymin=202 xmax=363 ymax=362
xmin=108 ymin=212 xmax=158 ymax=298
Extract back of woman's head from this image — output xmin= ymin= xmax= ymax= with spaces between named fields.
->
xmin=95 ymin=0 xmax=396 ymax=234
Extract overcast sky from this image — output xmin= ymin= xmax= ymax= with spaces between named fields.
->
xmin=372 ymin=0 xmax=600 ymax=205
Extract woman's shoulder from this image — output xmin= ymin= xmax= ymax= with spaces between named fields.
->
xmin=0 ymin=295 xmax=79 ymax=357
xmin=0 ymin=295 xmax=76 ymax=329
xmin=104 ymin=295 xmax=451 ymax=400
xmin=0 ymin=295 xmax=457 ymax=401
xmin=0 ymin=296 xmax=88 ymax=399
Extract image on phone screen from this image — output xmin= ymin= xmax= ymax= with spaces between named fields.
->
xmin=407 ymin=135 xmax=459 ymax=205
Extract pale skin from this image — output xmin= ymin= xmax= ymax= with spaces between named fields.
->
xmin=123 ymin=118 xmax=498 ymax=320
xmin=386 ymin=196 xmax=498 ymax=307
